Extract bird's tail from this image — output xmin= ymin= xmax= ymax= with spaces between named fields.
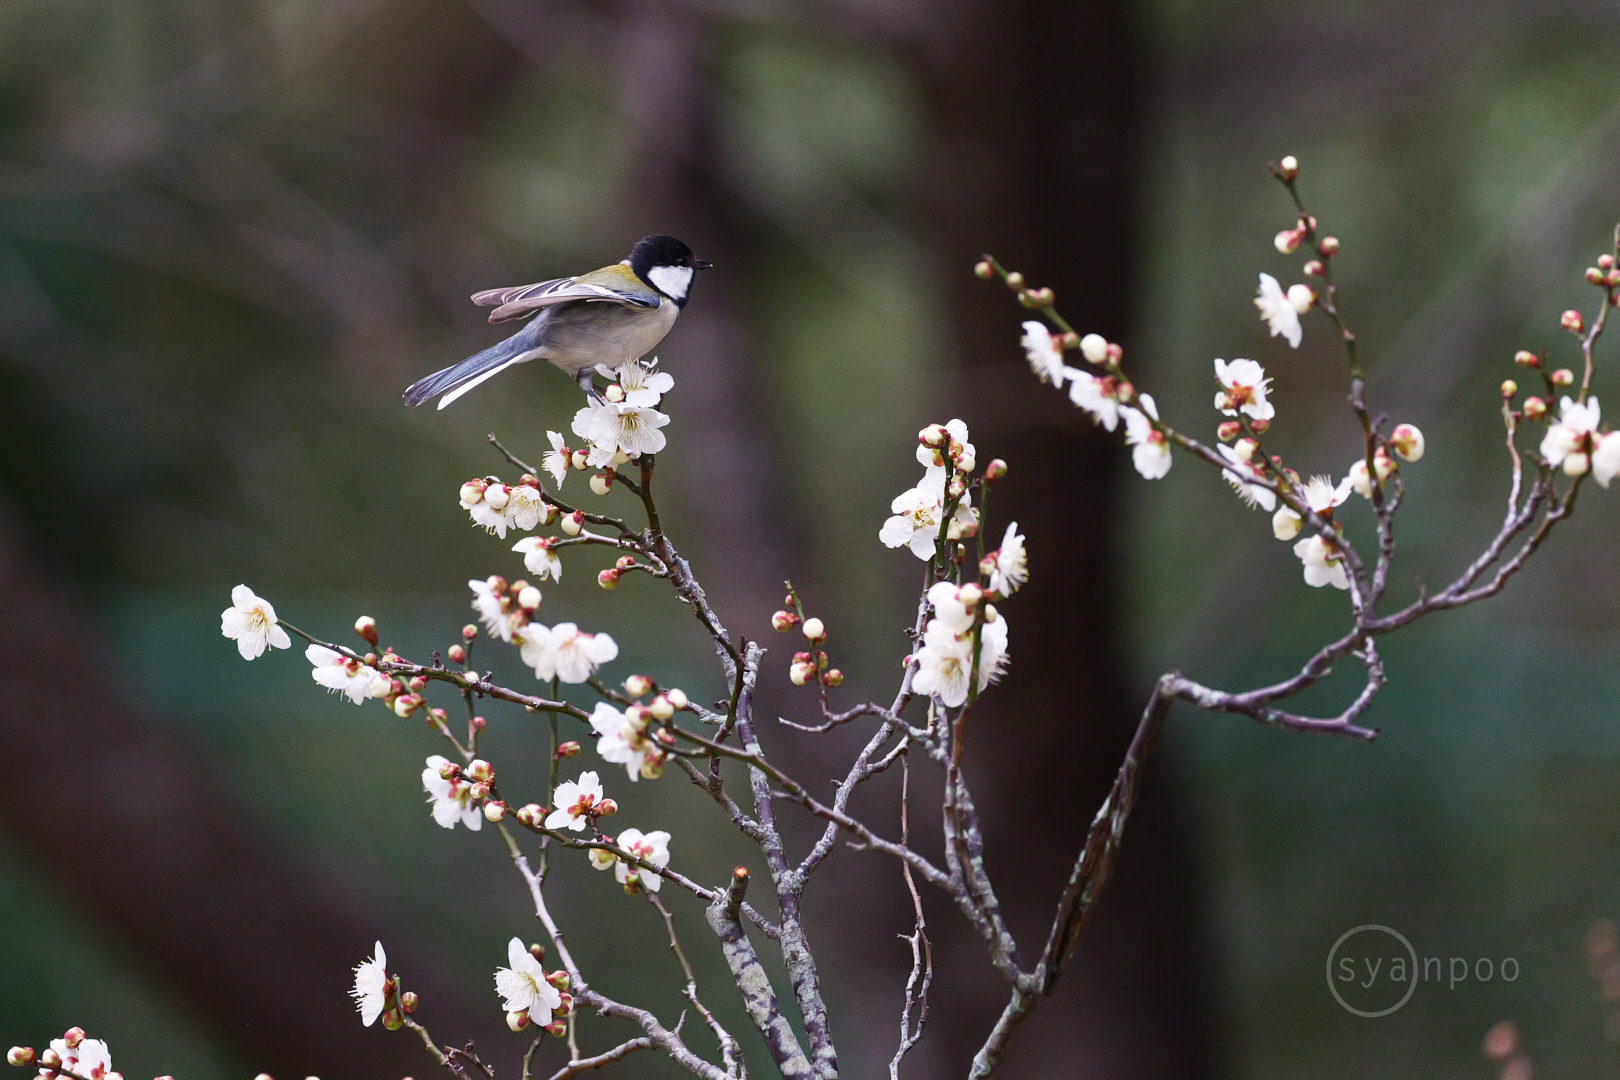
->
xmin=403 ymin=336 xmax=532 ymax=409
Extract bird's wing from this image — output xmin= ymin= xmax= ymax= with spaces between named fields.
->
xmin=471 ymin=271 xmax=659 ymax=324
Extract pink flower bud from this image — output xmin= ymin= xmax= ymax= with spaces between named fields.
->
xmin=974 ymin=260 xmax=994 ymax=279
xmin=483 ymin=484 xmax=510 ymax=510
xmin=624 ymin=674 xmax=653 ymax=697
xmin=354 ymin=616 xmax=379 ymax=646
xmin=614 ymin=555 xmax=636 ymax=571
xmin=517 ymin=585 xmax=541 ymax=610
xmin=1115 ymin=380 xmax=1135 ymax=403
xmin=1232 ymin=438 xmax=1258 ymax=462
xmin=483 ymin=801 xmax=507 ymax=822
xmin=639 ymin=753 xmax=665 ymax=780
xmin=984 ymin=459 xmax=1008 ymax=482
xmin=61 ymin=1031 xmax=84 ymax=1051
xmin=1602 ymin=255 xmax=1616 ymax=270
xmin=1562 ymin=309 xmax=1584 ymax=333
xmin=447 ymin=645 xmax=465 ymax=664
xmin=544 ymin=1021 xmax=568 ymax=1038
xmin=466 ymin=759 xmax=493 ymax=782
xmin=1501 ymin=379 xmax=1518 ymax=399
xmin=8 ymin=1048 xmax=36 ymax=1067
xmin=1373 ymin=446 xmax=1396 ymax=481
xmin=506 ymin=1011 xmax=532 ymax=1032
xmin=648 ymin=695 xmax=675 ymax=721
xmin=540 ymin=502 xmax=561 ymax=526
xmin=382 ymin=1009 xmax=404 ymax=1031
xmin=1079 ymin=334 xmax=1108 ymax=363
xmin=597 ymin=569 xmax=621 ymax=590
xmin=596 ymin=798 xmax=618 ymax=817
xmin=956 ymin=453 xmax=977 ymax=474
xmin=1587 ymin=267 xmax=1605 ymax=286
xmin=590 ymin=471 xmax=614 ymax=496
xmin=1278 ymin=155 xmax=1299 ymax=180
xmin=801 ymin=617 xmax=826 ymax=643
xmin=400 ymin=991 xmax=419 ymax=1015
xmin=1524 ymin=396 xmax=1547 ymax=420
xmin=429 ymin=707 xmax=448 ymax=723
xmin=1217 ymin=421 xmax=1242 ymax=441
xmin=546 ymin=970 xmax=571 ymax=990
xmin=1274 ymin=227 xmax=1303 ymax=254
xmin=1004 ymin=271 xmax=1024 ymax=289
xmin=1106 ymin=342 xmax=1125 ymax=364
xmin=1389 ymin=424 xmax=1425 ymax=462
xmin=918 ymin=424 xmax=948 ymax=449
xmin=1320 ymin=236 xmax=1340 ymax=255
xmin=471 ymin=715 xmax=487 ymax=732
xmin=771 ymin=609 xmax=799 ymax=631
xmin=469 ymin=782 xmax=490 ymax=801
xmin=959 ymin=582 xmax=984 ymax=607
xmin=459 ymin=479 xmax=486 ymax=505
xmin=408 ymin=676 xmax=427 ymax=692
xmin=1514 ymin=349 xmax=1540 ymax=368
xmin=604 ymin=383 xmax=625 ymax=403
xmin=947 ymin=477 xmax=967 ymax=499
xmin=462 ymin=624 xmax=478 ymax=640
xmin=665 ymin=688 xmax=688 ymax=710
xmin=40 ymin=1051 xmax=60 ymax=1068
xmin=1551 ymin=368 xmax=1575 ymax=387
xmin=369 ymin=674 xmax=393 ymax=699
xmin=822 ymin=668 xmax=844 ymax=688
xmin=516 ymin=804 xmax=543 ymax=827
xmin=1249 ymin=418 xmax=1271 ymax=434
xmin=561 ymin=511 xmax=585 ymax=536
xmin=1287 ymin=283 xmax=1315 ymax=313
xmin=439 ymin=760 xmax=462 ymax=781
xmin=570 ymin=449 xmax=590 ymax=471
xmin=393 ymin=694 xmax=422 ymax=718
xmin=789 ymin=661 xmax=814 ymax=686
xmin=555 ymin=741 xmax=580 ymax=759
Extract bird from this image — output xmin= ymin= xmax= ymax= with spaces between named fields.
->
xmin=403 ymin=234 xmax=712 ymax=410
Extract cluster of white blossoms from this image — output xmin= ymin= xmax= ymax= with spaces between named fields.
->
xmin=590 ymin=827 xmax=672 ymax=894
xmin=880 ymin=419 xmax=981 ymax=558
xmin=5 ymin=1029 xmax=123 ymax=1080
xmin=468 ymin=575 xmax=621 ymax=686
xmin=1541 ymin=396 xmax=1620 ymax=484
xmin=459 ymin=475 xmax=554 ymax=539
xmin=1020 ymin=325 xmax=1172 ymax=479
xmin=556 ymin=359 xmax=675 ymax=475
xmin=912 ymin=580 xmax=1010 ymax=708
xmin=1253 ymin=272 xmax=1314 ymax=349
xmin=494 ymin=937 xmax=569 ymax=1034
xmin=422 ymin=754 xmax=486 ymax=830
xmin=587 ymin=690 xmax=683 ymax=781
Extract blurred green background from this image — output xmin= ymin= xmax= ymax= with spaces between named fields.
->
xmin=1 ymin=1 xmax=1618 ymax=1079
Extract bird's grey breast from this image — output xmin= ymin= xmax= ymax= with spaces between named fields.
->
xmin=536 ymin=296 xmax=679 ymax=375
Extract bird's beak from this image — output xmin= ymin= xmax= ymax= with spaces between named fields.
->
xmin=694 ymin=259 xmax=714 ymax=270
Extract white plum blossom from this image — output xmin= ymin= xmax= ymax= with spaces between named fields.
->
xmin=350 ymin=941 xmax=390 ymax=1027
xmin=470 ymin=578 xmax=520 ymax=642
xmin=546 ymin=771 xmax=604 ymax=831
xmin=1063 ymin=367 xmax=1122 ymax=431
xmin=983 ymin=522 xmax=1028 ymax=596
xmin=912 ymin=607 xmax=1009 ymax=708
xmin=512 ymin=536 xmax=563 ymax=582
xmin=1294 ymin=534 xmax=1350 ymax=590
xmin=916 ymin=418 xmax=976 ymax=470
xmin=1301 ymin=474 xmax=1354 ymax=514
xmin=572 ymin=399 xmax=670 ymax=467
xmin=1121 ymin=394 xmax=1171 ymax=479
xmin=926 ymin=580 xmax=979 ymax=633
xmin=1254 ymin=272 xmax=1306 ymax=349
xmin=220 ymin=585 xmax=292 ymax=660
xmin=1216 ymin=443 xmax=1276 ymax=510
xmin=505 ymin=481 xmax=545 ymax=531
xmin=880 ymin=467 xmax=976 ymax=559
xmin=588 ymin=701 xmax=657 ymax=781
xmin=517 ymin=622 xmax=618 ymax=683
xmin=423 ymin=754 xmax=483 ymax=830
xmin=613 ymin=827 xmax=672 ymax=892
xmin=41 ymin=1035 xmax=113 ymax=1080
xmin=1272 ymin=506 xmax=1302 ymax=540
xmin=306 ymin=644 xmax=378 ymax=705
xmin=463 ymin=481 xmax=512 ymax=538
xmin=542 ymin=431 xmax=571 ymax=487
xmin=1594 ymin=430 xmax=1620 ymax=488
xmin=1021 ymin=321 xmax=1065 ymax=385
xmin=1213 ymin=358 xmax=1276 ymax=421
xmin=1540 ymin=397 xmax=1602 ymax=477
xmin=495 ymin=937 xmax=562 ymax=1025
xmin=599 ymin=358 xmax=675 ymax=407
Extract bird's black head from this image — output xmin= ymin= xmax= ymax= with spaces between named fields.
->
xmin=628 ymin=234 xmax=712 ymax=306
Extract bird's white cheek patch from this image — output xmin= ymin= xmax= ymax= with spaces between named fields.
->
xmin=648 ymin=265 xmax=693 ymax=301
